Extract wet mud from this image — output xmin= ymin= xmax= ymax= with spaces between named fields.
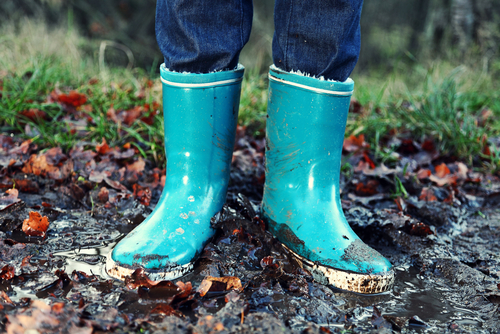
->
xmin=1 ymin=134 xmax=500 ymax=333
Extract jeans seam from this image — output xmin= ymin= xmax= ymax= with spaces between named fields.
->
xmin=284 ymin=0 xmax=293 ymax=69
xmin=240 ymin=0 xmax=244 ymax=49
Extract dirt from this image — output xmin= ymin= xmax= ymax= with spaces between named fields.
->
xmin=1 ymin=132 xmax=500 ymax=333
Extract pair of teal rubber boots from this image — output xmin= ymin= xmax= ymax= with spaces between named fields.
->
xmin=106 ymin=65 xmax=394 ymax=294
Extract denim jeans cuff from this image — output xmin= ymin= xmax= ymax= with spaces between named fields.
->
xmin=270 ymin=64 xmax=354 ymax=85
xmin=162 ymin=63 xmax=245 ymax=75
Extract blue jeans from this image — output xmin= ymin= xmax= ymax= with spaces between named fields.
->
xmin=156 ymin=0 xmax=363 ymax=81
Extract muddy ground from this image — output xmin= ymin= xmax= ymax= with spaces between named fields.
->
xmin=1 ymin=131 xmax=500 ymax=333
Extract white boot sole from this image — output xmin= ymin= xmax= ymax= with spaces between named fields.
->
xmin=105 ymin=251 xmax=194 ymax=281
xmin=282 ymin=244 xmax=395 ymax=294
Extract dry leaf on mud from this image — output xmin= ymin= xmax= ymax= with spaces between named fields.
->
xmin=419 ymin=187 xmax=437 ymax=201
xmin=343 ymin=134 xmax=370 ymax=153
xmin=22 ymin=211 xmax=50 ymax=238
xmin=0 ymin=188 xmax=20 ymax=206
xmin=434 ymin=163 xmax=450 ymax=178
xmin=197 ymin=276 xmax=243 ymax=297
xmin=0 ymin=265 xmax=15 ymax=280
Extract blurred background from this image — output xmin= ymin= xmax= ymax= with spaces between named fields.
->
xmin=1 ymin=0 xmax=498 ymax=74
xmin=1 ymin=0 xmax=500 ymax=169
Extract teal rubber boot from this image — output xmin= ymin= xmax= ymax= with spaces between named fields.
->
xmin=106 ymin=64 xmax=244 ymax=281
xmin=262 ymin=66 xmax=394 ymax=294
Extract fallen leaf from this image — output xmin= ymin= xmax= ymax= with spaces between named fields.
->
xmin=434 ymin=163 xmax=450 ymax=178
xmin=429 ymin=174 xmax=457 ymax=187
xmin=1 ymin=290 xmax=13 ymax=305
xmin=22 ymin=211 xmax=50 ymax=238
xmin=343 ymin=134 xmax=370 ymax=153
xmin=419 ymin=187 xmax=437 ymax=201
xmin=404 ymin=221 xmax=434 ymax=236
xmin=0 ymin=188 xmax=21 ymax=206
xmin=150 ymin=303 xmax=183 ymax=317
xmin=96 ymin=138 xmax=112 ymax=155
xmin=57 ymin=91 xmax=87 ymax=107
xmin=127 ymin=158 xmax=145 ymax=174
xmin=355 ymin=180 xmax=379 ymax=196
xmin=98 ymin=187 xmax=109 ymax=203
xmin=13 ymin=179 xmax=39 ymax=193
xmin=0 ymin=264 xmax=15 ymax=280
xmin=349 ymin=99 xmax=363 ymax=114
xmin=417 ymin=169 xmax=431 ymax=180
xmin=133 ymin=184 xmax=151 ymax=206
xmin=197 ymin=276 xmax=243 ymax=296
xmin=19 ymin=109 xmax=47 ymax=122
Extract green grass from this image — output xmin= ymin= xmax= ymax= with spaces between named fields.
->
xmin=1 ymin=19 xmax=499 ymax=172
xmin=349 ymin=61 xmax=500 ymax=169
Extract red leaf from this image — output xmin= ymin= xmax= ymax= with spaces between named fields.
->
xmin=19 ymin=109 xmax=47 ymax=122
xmin=57 ymin=91 xmax=87 ymax=107
xmin=421 ymin=139 xmax=435 ymax=152
xmin=355 ymin=180 xmax=379 ymax=196
xmin=96 ymin=138 xmax=112 ymax=155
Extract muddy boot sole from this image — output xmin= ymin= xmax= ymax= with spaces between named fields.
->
xmin=282 ymin=244 xmax=395 ymax=294
xmin=105 ymin=251 xmax=193 ymax=281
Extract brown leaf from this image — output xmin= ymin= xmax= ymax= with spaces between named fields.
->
xmin=419 ymin=187 xmax=437 ymax=201
xmin=104 ymin=177 xmax=128 ymax=192
xmin=127 ymin=158 xmax=145 ymax=174
xmin=434 ymin=163 xmax=450 ymax=178
xmin=57 ymin=91 xmax=87 ymax=107
xmin=51 ymin=302 xmax=65 ymax=314
xmin=478 ymin=108 xmax=493 ymax=127
xmin=417 ymin=169 xmax=431 ymax=180
xmin=404 ymin=221 xmax=434 ymax=236
xmin=349 ymin=99 xmax=363 ymax=114
xmin=357 ymin=162 xmax=399 ymax=176
xmin=421 ymin=139 xmax=435 ymax=152
xmin=98 ymin=187 xmax=109 ymax=203
xmin=44 ymin=147 xmax=67 ymax=166
xmin=133 ymin=184 xmax=151 ymax=206
xmin=125 ymin=268 xmax=180 ymax=290
xmin=429 ymin=174 xmax=457 ymax=187
xmin=0 ymin=264 xmax=15 ymax=280
xmin=122 ymin=106 xmax=144 ymax=126
xmin=355 ymin=180 xmax=379 ymax=196
xmin=150 ymin=303 xmax=183 ymax=317
xmin=88 ymin=170 xmax=110 ymax=183
xmin=22 ymin=153 xmax=73 ymax=181
xmin=343 ymin=134 xmax=370 ymax=153
xmin=19 ymin=109 xmax=47 ymax=122
xmin=1 ymin=290 xmax=13 ymax=305
xmin=13 ymin=179 xmax=39 ymax=193
xmin=0 ymin=188 xmax=21 ymax=206
xmin=96 ymin=138 xmax=112 ymax=155
xmin=21 ymin=256 xmax=32 ymax=267
xmin=22 ymin=211 xmax=50 ymax=238
xmin=197 ymin=276 xmax=243 ymax=296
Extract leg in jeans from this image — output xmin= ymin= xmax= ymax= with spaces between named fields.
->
xmin=263 ymin=0 xmax=395 ymax=293
xmin=155 ymin=0 xmax=253 ymax=73
xmin=273 ymin=0 xmax=363 ymax=81
xmin=107 ymin=0 xmax=252 ymax=280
